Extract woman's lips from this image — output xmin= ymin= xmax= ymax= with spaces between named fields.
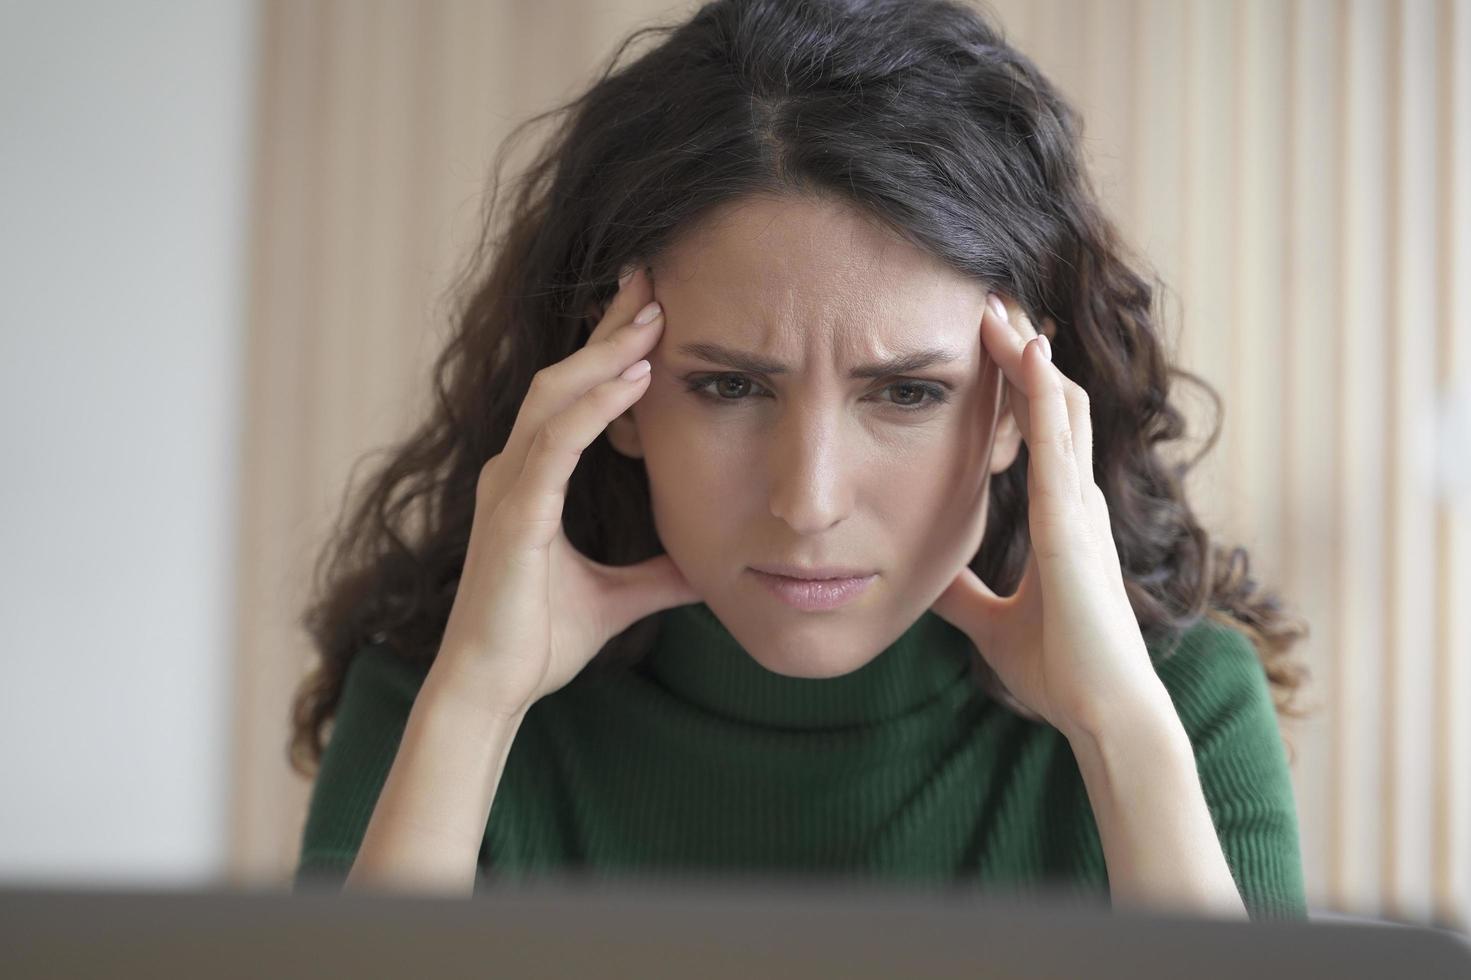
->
xmin=750 ymin=569 xmax=877 ymax=611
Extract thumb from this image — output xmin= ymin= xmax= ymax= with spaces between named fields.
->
xmin=930 ymin=563 xmax=1009 ymax=654
xmin=601 ymin=552 xmax=700 ymax=637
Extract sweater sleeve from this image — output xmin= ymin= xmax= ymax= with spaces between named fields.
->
xmin=1152 ymin=620 xmax=1309 ymax=921
xmin=291 ymin=643 xmax=427 ymax=892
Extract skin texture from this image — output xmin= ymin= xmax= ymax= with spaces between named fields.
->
xmin=601 ymin=192 xmax=1024 ymax=679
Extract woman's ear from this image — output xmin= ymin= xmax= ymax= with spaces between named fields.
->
xmin=605 ymin=408 xmax=644 ymax=459
xmin=583 ymin=296 xmax=610 ymax=332
xmin=988 ymin=388 xmax=1024 ymax=475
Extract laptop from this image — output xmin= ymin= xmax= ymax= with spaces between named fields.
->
xmin=4 ymin=871 xmax=1469 ymax=979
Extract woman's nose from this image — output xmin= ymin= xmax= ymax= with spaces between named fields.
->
xmin=765 ymin=415 xmax=853 ymax=535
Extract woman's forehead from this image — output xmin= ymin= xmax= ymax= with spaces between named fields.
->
xmin=655 ymin=273 xmax=984 ymax=378
xmin=658 ymin=195 xmax=976 ymax=298
xmin=653 ymin=196 xmax=988 ymax=353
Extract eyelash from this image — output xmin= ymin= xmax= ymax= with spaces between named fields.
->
xmin=683 ymin=373 xmax=950 ymax=413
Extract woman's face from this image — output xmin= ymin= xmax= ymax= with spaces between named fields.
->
xmin=605 ymin=193 xmax=1021 ymax=678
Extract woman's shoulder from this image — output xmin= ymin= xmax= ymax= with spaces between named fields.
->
xmin=345 ymin=639 xmax=430 ymax=694
xmin=1148 ymin=616 xmax=1286 ymax=756
xmin=313 ymin=641 xmax=428 ymax=735
xmin=1151 ymin=614 xmax=1262 ymax=680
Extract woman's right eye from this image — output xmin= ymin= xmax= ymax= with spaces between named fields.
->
xmin=685 ymin=373 xmax=762 ymax=402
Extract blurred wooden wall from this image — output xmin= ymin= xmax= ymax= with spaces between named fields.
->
xmin=230 ymin=0 xmax=1470 ymax=928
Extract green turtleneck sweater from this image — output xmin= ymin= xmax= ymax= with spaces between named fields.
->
xmin=293 ymin=603 xmax=1308 ymax=920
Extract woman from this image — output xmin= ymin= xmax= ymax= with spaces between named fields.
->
xmin=289 ymin=0 xmax=1312 ymax=919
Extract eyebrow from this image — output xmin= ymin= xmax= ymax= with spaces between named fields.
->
xmin=674 ymin=342 xmax=967 ymax=379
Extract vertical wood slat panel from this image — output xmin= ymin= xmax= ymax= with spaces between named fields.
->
xmin=315 ymin=0 xmax=369 ymax=500
xmin=229 ymin=0 xmax=330 ymax=883
xmin=1234 ymin=0 xmax=1289 ymax=601
xmin=1386 ymin=0 xmax=1440 ymax=925
xmin=988 ymin=0 xmax=1036 ymax=50
xmin=1451 ymin=0 xmax=1470 ymax=931
xmin=1032 ymin=0 xmax=1086 ymax=108
xmin=229 ymin=0 xmax=282 ymax=881
xmin=399 ymin=0 xmax=448 ymax=417
xmin=1338 ymin=0 xmax=1392 ymax=915
xmin=1285 ymin=0 xmax=1344 ymax=915
xmin=1131 ymin=0 xmax=1187 ymax=361
xmin=1431 ymin=0 xmax=1470 ymax=930
xmin=429 ymin=0 xmax=505 ymax=385
xmin=364 ymin=0 xmax=416 ymax=418
xmin=1453 ymin=0 xmax=1470 ymax=930
xmin=1382 ymin=0 xmax=1404 ymax=919
xmin=228 ymin=0 xmax=282 ymax=883
xmin=1430 ymin=0 xmax=1451 ymax=923
xmin=1181 ymin=0 xmax=1235 ymax=537
xmin=1077 ymin=0 xmax=1137 ymax=229
xmin=1234 ymin=0 xmax=1312 ymax=893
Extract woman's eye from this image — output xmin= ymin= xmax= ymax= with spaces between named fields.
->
xmin=688 ymin=374 xmax=758 ymax=401
xmin=683 ymin=373 xmax=948 ymax=412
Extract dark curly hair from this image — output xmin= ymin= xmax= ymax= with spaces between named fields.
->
xmin=288 ymin=0 xmax=1312 ymax=777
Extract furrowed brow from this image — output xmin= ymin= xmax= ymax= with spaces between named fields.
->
xmin=675 ymin=342 xmax=966 ymax=378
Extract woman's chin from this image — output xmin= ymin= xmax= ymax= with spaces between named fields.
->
xmin=703 ymin=587 xmax=890 ymax=678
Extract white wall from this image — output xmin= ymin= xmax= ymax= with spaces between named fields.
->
xmin=0 ymin=0 xmax=257 ymax=885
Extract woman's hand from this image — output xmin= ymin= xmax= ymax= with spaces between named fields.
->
xmin=437 ymin=264 xmax=700 ymax=718
xmin=929 ymin=293 xmax=1166 ymax=741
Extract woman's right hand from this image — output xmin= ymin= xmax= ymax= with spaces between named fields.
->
xmin=435 ymin=264 xmax=698 ymax=718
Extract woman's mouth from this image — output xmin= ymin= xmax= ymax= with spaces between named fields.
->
xmin=749 ymin=569 xmax=877 ymax=611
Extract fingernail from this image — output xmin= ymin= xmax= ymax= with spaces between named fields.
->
xmin=1037 ymin=334 xmax=1052 ymax=362
xmin=986 ymin=292 xmax=1008 ymax=323
xmin=621 ymin=264 xmax=642 ymax=289
xmin=634 ymin=300 xmax=662 ymax=324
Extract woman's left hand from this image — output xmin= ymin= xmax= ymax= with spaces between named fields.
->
xmin=929 ymin=292 xmax=1167 ymax=741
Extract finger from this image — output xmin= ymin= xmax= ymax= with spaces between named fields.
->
xmin=1027 ymin=313 xmax=1095 ymax=493
xmin=1010 ymin=300 xmax=1051 ymax=456
xmin=588 ymin=263 xmax=655 ymax=344
xmin=983 ymin=300 xmax=1096 ymax=502
xmin=931 ymin=546 xmax=1041 ymax=654
xmin=1018 ymin=332 xmax=1084 ymax=563
xmin=980 ymin=292 xmax=1033 ymax=444
xmin=598 ymin=552 xmax=701 ymax=635
xmin=1028 ymin=329 xmax=1094 ymax=503
xmin=1084 ymin=481 xmax=1124 ymax=589
xmin=494 ymin=273 xmax=662 ymax=497
xmin=1004 ymin=295 xmax=1040 ymax=342
xmin=930 ymin=562 xmax=1006 ymax=652
xmin=1063 ymin=375 xmax=1094 ymax=491
xmin=495 ymin=360 xmax=656 ymax=553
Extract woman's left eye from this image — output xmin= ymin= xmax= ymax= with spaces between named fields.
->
xmin=684 ymin=374 xmax=949 ymax=412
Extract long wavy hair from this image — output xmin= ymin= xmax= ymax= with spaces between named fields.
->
xmin=288 ymin=0 xmax=1312 ymax=777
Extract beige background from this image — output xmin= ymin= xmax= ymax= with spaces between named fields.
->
xmin=229 ymin=0 xmax=1470 ymax=928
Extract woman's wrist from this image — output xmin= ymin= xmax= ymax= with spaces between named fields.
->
xmin=427 ymin=644 xmax=537 ymax=724
xmin=1057 ymin=672 xmax=1177 ymax=747
xmin=345 ymin=662 xmax=528 ymax=895
xmin=1063 ymin=682 xmax=1247 ymax=918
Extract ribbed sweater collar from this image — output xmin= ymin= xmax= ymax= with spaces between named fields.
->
xmin=638 ymin=602 xmax=976 ymax=731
